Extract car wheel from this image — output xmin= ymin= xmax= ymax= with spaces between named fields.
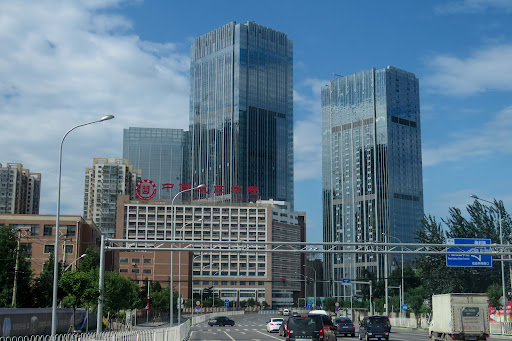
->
xmin=366 ymin=333 xmax=370 ymax=341
xmin=352 ymin=333 xmax=356 ymax=337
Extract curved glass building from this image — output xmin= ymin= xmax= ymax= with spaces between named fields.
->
xmin=189 ymin=22 xmax=294 ymax=208
xmin=321 ymin=66 xmax=424 ymax=298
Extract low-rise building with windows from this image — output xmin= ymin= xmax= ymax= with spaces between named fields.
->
xmin=0 ymin=214 xmax=102 ymax=276
xmin=115 ymin=196 xmax=305 ymax=308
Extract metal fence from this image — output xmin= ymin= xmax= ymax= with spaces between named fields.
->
xmin=0 ymin=311 xmax=245 ymax=341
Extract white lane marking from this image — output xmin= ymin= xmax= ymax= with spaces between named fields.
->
xmin=223 ymin=331 xmax=236 ymax=341
xmin=254 ymin=329 xmax=283 ymax=340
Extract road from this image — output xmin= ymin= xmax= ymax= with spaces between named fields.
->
xmin=190 ymin=313 xmax=512 ymax=341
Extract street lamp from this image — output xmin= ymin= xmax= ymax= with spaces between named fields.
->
xmin=303 ymin=264 xmax=317 ymax=307
xmin=170 ymin=184 xmax=204 ymax=326
xmin=63 ymin=253 xmax=87 ymax=272
xmin=389 ymin=235 xmax=405 ymax=323
xmin=295 ymin=272 xmax=308 ymax=308
xmin=51 ymin=115 xmax=114 ymax=341
xmin=470 ymin=194 xmax=507 ymax=323
xmin=177 ymin=218 xmax=202 ymax=324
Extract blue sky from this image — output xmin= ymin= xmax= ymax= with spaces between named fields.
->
xmin=1 ymin=0 xmax=512 ymax=243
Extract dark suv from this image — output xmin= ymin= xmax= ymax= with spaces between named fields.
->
xmin=358 ymin=316 xmax=390 ymax=341
xmin=286 ymin=314 xmax=336 ymax=341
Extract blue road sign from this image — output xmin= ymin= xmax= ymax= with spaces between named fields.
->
xmin=224 ymin=299 xmax=229 ymax=307
xmin=446 ymin=238 xmax=492 ymax=267
xmin=402 ymin=304 xmax=409 ymax=311
xmin=342 ymin=278 xmax=351 ymax=284
xmin=307 ymin=302 xmax=312 ymax=309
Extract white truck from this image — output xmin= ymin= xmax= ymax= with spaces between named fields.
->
xmin=429 ymin=293 xmax=489 ymax=341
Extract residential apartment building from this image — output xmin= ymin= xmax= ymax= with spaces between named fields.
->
xmin=123 ymin=128 xmax=189 ymax=200
xmin=0 ymin=163 xmax=41 ymax=214
xmin=189 ymin=21 xmax=294 ymax=208
xmin=321 ymin=66 xmax=424 ymax=298
xmin=83 ymin=158 xmax=141 ymax=238
xmin=0 ymin=214 xmax=102 ymax=276
xmin=115 ymin=196 xmax=305 ymax=308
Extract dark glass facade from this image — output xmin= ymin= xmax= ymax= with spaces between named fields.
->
xmin=321 ymin=66 xmax=424 ymax=297
xmin=123 ymin=127 xmax=188 ymax=200
xmin=189 ymin=22 xmax=294 ymax=208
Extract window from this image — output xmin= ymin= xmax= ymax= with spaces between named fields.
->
xmin=44 ymin=245 xmax=55 ymax=253
xmin=65 ymin=245 xmax=73 ymax=254
xmin=120 ymin=258 xmax=129 ymax=263
xmin=66 ymin=226 xmax=76 ymax=237
xmin=120 ymin=269 xmax=128 ymax=273
xmin=143 ymin=258 xmax=152 ymax=264
xmin=20 ymin=243 xmax=32 ymax=257
xmin=131 ymin=269 xmax=140 ymax=274
xmin=132 ymin=258 xmax=140 ymax=263
xmin=43 ymin=225 xmax=53 ymax=236
xmin=30 ymin=225 xmax=39 ymax=236
xmin=143 ymin=269 xmax=151 ymax=274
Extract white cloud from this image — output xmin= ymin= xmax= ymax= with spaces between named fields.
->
xmin=422 ymin=105 xmax=512 ymax=166
xmin=293 ymin=78 xmax=329 ymax=182
xmin=435 ymin=0 xmax=512 ymax=14
xmin=0 ymin=1 xmax=190 ymax=215
xmin=423 ymin=44 xmax=512 ymax=96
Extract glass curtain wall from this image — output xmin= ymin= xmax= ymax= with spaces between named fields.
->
xmin=321 ymin=66 xmax=423 ymax=298
xmin=189 ymin=21 xmax=294 ymax=208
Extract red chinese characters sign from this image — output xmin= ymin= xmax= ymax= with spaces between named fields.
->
xmin=136 ymin=180 xmax=260 ymax=200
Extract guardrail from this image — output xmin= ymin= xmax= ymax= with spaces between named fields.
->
xmin=0 ymin=311 xmax=245 ymax=341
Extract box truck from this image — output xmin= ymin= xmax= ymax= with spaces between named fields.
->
xmin=429 ymin=293 xmax=489 ymax=341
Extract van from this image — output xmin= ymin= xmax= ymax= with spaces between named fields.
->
xmin=358 ymin=316 xmax=390 ymax=341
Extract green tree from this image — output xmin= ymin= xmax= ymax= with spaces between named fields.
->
xmin=60 ymin=270 xmax=98 ymax=328
xmin=76 ymin=247 xmax=100 ymax=272
xmin=0 ymin=225 xmax=33 ymax=307
xmin=32 ymin=253 xmax=65 ymax=307
xmin=102 ymin=271 xmax=140 ymax=315
xmin=487 ymin=283 xmax=504 ymax=309
xmin=416 ymin=201 xmax=508 ymax=295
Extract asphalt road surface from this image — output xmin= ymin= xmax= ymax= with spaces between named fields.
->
xmin=189 ymin=313 xmax=512 ymax=341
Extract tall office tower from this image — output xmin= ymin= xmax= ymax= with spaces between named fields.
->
xmin=83 ymin=158 xmax=141 ymax=237
xmin=190 ymin=21 xmax=294 ymax=208
xmin=321 ymin=66 xmax=424 ymax=298
xmin=123 ymin=127 xmax=189 ymax=200
xmin=0 ymin=163 xmax=41 ymax=214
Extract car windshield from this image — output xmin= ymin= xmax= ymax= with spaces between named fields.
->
xmin=272 ymin=318 xmax=284 ymax=323
xmin=288 ymin=316 xmax=323 ymax=332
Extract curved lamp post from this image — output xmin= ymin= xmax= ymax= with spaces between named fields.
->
xmin=170 ymin=184 xmax=204 ymax=326
xmin=51 ymin=115 xmax=114 ymax=341
xmin=470 ymin=194 xmax=507 ymax=323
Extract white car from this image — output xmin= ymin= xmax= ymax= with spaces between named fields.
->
xmin=283 ymin=309 xmax=290 ymax=316
xmin=266 ymin=318 xmax=284 ymax=332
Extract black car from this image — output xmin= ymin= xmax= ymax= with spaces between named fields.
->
xmin=279 ymin=318 xmax=288 ymax=336
xmin=286 ymin=314 xmax=337 ymax=341
xmin=334 ymin=317 xmax=356 ymax=337
xmin=207 ymin=316 xmax=235 ymax=326
xmin=358 ymin=316 xmax=390 ymax=341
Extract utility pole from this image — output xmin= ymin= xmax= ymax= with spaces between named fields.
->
xmin=12 ymin=229 xmax=21 ymax=307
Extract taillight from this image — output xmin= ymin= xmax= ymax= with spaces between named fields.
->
xmin=319 ymin=328 xmax=324 ymax=338
xmin=286 ymin=329 xmax=290 ymax=337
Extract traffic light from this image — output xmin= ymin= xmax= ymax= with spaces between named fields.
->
xmin=330 ymin=278 xmax=333 ymax=285
xmin=282 ymin=276 xmax=286 ymax=284
xmin=146 ymin=296 xmax=152 ymax=309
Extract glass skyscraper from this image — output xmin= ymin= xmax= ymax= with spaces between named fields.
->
xmin=189 ymin=21 xmax=294 ymax=207
xmin=321 ymin=66 xmax=424 ymax=297
xmin=123 ymin=127 xmax=189 ymax=200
